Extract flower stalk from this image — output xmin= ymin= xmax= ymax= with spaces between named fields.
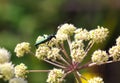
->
xmin=28 ymin=70 xmax=50 ymax=73
xmin=44 ymin=59 xmax=66 ymax=69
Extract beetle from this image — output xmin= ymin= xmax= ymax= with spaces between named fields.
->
xmin=35 ymin=34 xmax=56 ymax=47
xmin=34 ymin=24 xmax=63 ymax=47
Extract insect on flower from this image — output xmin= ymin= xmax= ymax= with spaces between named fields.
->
xmin=35 ymin=34 xmax=56 ymax=47
xmin=35 ymin=26 xmax=62 ymax=47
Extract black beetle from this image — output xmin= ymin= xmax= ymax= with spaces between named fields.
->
xmin=35 ymin=34 xmax=56 ymax=47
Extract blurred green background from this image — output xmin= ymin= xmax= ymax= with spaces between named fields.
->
xmin=0 ymin=0 xmax=120 ymax=83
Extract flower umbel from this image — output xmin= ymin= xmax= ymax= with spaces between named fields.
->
xmin=1 ymin=23 xmax=120 ymax=83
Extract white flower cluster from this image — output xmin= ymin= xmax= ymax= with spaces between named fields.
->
xmin=71 ymin=40 xmax=84 ymax=49
xmin=47 ymin=68 xmax=64 ymax=83
xmin=35 ymin=45 xmax=61 ymax=61
xmin=47 ymin=47 xmax=61 ymax=61
xmin=91 ymin=50 xmax=109 ymax=64
xmin=71 ymin=41 xmax=85 ymax=62
xmin=0 ymin=48 xmax=14 ymax=81
xmin=14 ymin=42 xmax=31 ymax=57
xmin=15 ymin=63 xmax=28 ymax=78
xmin=35 ymin=45 xmax=50 ymax=60
xmin=0 ymin=47 xmax=28 ymax=82
xmin=0 ymin=47 xmax=11 ymax=64
xmin=71 ymin=49 xmax=85 ymax=62
xmin=74 ymin=28 xmax=90 ymax=41
xmin=0 ymin=62 xmax=14 ymax=80
xmin=56 ymin=23 xmax=76 ymax=41
xmin=89 ymin=26 xmax=109 ymax=43
xmin=109 ymin=36 xmax=120 ymax=61
xmin=88 ymin=77 xmax=104 ymax=83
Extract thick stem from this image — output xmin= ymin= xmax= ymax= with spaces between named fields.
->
xmin=28 ymin=70 xmax=50 ymax=73
xmin=44 ymin=59 xmax=66 ymax=69
xmin=78 ymin=60 xmax=115 ymax=70
xmin=77 ymin=61 xmax=92 ymax=70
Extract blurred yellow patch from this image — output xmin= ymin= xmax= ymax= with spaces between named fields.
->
xmin=81 ymin=72 xmax=97 ymax=83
